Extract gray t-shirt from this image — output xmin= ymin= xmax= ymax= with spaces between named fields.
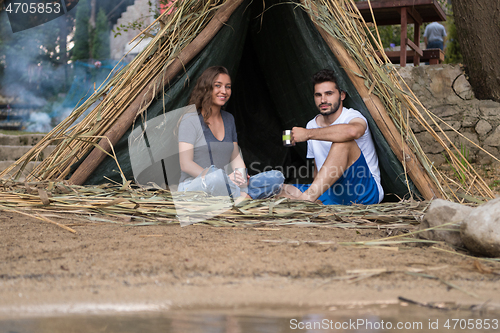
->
xmin=178 ymin=110 xmax=238 ymax=183
xmin=424 ymin=22 xmax=447 ymax=43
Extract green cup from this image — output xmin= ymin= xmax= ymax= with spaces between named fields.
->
xmin=283 ymin=130 xmax=294 ymax=147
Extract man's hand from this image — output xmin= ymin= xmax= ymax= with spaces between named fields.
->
xmin=291 ymin=126 xmax=310 ymax=143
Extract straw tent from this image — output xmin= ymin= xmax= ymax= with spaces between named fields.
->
xmin=1 ymin=0 xmax=495 ymax=203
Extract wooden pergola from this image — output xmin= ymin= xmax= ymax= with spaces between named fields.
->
xmin=355 ymin=0 xmax=447 ymax=67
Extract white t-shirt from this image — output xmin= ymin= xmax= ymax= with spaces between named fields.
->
xmin=306 ymin=107 xmax=384 ymax=202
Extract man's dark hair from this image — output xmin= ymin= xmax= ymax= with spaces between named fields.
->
xmin=312 ymin=69 xmax=340 ymax=91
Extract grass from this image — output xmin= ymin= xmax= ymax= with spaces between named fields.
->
xmin=444 ymin=143 xmax=470 ymax=186
xmin=0 ymin=130 xmax=47 ymax=135
xmin=490 ymin=180 xmax=500 ymax=189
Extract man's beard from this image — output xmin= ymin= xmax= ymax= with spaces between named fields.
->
xmin=318 ymin=95 xmax=342 ymax=116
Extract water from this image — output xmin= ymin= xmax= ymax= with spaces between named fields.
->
xmin=1 ymin=303 xmax=498 ymax=333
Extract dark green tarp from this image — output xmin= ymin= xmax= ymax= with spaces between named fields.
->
xmin=80 ymin=0 xmax=421 ymax=201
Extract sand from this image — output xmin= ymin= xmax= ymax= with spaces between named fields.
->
xmin=1 ymin=209 xmax=500 ymax=319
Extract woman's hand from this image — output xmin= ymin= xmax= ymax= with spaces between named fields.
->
xmin=229 ymin=170 xmax=249 ymax=187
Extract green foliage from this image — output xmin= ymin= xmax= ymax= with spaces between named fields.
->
xmin=73 ymin=0 xmax=116 ymax=60
xmin=490 ymin=180 xmax=500 ymax=189
xmin=0 ymin=130 xmax=47 ymax=135
xmin=376 ymin=26 xmax=400 ymax=49
xmin=112 ymin=0 xmax=164 ymax=38
xmin=444 ymin=143 xmax=470 ymax=186
xmin=444 ymin=14 xmax=463 ymax=64
xmin=368 ymin=24 xmax=418 ymax=50
xmin=72 ymin=0 xmax=90 ymax=61
xmin=92 ymin=9 xmax=110 ymax=60
xmin=113 ymin=20 xmax=148 ymax=38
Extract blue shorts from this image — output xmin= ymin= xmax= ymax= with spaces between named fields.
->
xmin=293 ymin=153 xmax=380 ymax=205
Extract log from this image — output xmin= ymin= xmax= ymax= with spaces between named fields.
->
xmin=301 ymin=0 xmax=441 ymax=200
xmin=69 ymin=0 xmax=245 ymax=185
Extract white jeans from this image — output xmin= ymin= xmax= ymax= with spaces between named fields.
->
xmin=178 ymin=166 xmax=284 ymax=199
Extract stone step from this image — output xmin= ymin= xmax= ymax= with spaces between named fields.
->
xmin=0 ymin=134 xmax=48 ymax=146
xmin=0 ymin=160 xmax=42 ymax=179
xmin=0 ymin=145 xmax=56 ymax=161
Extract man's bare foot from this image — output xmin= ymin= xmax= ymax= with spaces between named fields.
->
xmin=297 ymin=192 xmax=317 ymax=203
xmin=294 ymin=195 xmax=323 ymax=205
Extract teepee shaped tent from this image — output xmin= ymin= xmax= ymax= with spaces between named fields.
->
xmin=3 ymin=0 xmax=491 ymax=201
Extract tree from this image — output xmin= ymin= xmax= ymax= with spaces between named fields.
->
xmin=451 ymin=0 xmax=500 ymax=102
xmin=72 ymin=0 xmax=134 ymax=60
xmin=90 ymin=0 xmax=97 ymax=29
xmin=92 ymin=9 xmax=111 ymax=60
xmin=59 ymin=15 xmax=70 ymax=91
xmin=72 ymin=0 xmax=91 ymax=61
xmin=0 ymin=0 xmax=132 ymax=102
xmin=0 ymin=8 xmax=71 ymax=99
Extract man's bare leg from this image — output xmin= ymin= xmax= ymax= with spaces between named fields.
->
xmin=277 ymin=184 xmax=304 ymax=199
xmin=298 ymin=140 xmax=361 ymax=202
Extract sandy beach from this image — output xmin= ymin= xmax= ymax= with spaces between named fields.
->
xmin=1 ymin=209 xmax=500 ymax=319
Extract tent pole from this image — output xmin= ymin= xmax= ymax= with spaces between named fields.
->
xmin=68 ymin=0 xmax=245 ymax=185
xmin=302 ymin=0 xmax=441 ymax=200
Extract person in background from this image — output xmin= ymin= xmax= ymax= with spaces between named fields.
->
xmin=424 ymin=21 xmax=447 ymax=51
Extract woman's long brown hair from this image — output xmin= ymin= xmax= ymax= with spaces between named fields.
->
xmin=188 ymin=66 xmax=230 ymax=125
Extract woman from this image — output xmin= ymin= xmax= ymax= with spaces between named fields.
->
xmin=177 ymin=66 xmax=284 ymax=199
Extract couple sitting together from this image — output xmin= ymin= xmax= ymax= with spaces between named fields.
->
xmin=177 ymin=66 xmax=384 ymax=205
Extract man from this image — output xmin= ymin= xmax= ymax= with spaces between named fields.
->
xmin=282 ymin=69 xmax=383 ymax=205
xmin=424 ymin=22 xmax=447 ymax=51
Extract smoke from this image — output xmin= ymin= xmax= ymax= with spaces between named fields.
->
xmin=0 ymin=10 xmax=53 ymax=107
xmin=1 ymin=9 xmax=91 ymax=133
xmin=0 ymin=0 xmax=142 ymax=133
xmin=26 ymin=112 xmax=52 ymax=133
xmin=3 ymin=84 xmax=47 ymax=107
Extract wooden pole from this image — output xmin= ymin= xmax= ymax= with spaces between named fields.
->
xmin=302 ymin=0 xmax=441 ymax=200
xmin=69 ymin=0 xmax=245 ymax=185
xmin=414 ymin=23 xmax=421 ymax=66
xmin=400 ymin=7 xmax=408 ymax=67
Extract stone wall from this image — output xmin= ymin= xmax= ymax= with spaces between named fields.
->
xmin=399 ymin=64 xmax=500 ymax=165
xmin=110 ymin=0 xmax=158 ymax=61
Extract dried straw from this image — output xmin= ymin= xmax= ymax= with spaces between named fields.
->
xmin=0 ymin=179 xmax=429 ymax=228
